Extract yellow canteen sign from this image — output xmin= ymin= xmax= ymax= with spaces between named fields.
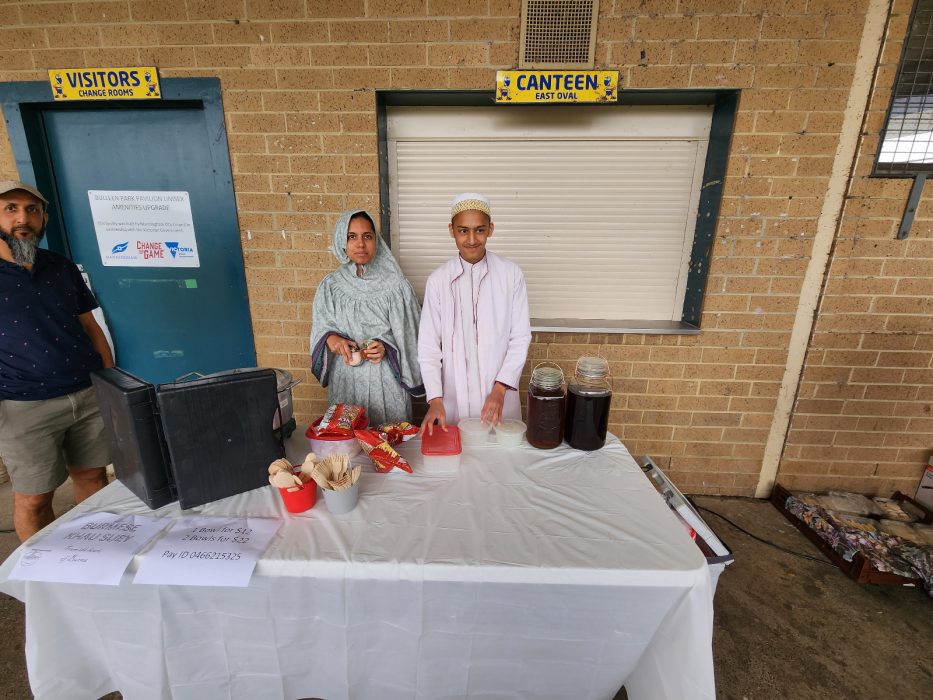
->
xmin=496 ymin=70 xmax=619 ymax=104
xmin=48 ymin=67 xmax=161 ymax=101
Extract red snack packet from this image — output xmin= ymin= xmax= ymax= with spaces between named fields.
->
xmin=355 ymin=429 xmax=413 ymax=474
xmin=314 ymin=403 xmax=365 ymax=437
xmin=376 ymin=421 xmax=419 ymax=447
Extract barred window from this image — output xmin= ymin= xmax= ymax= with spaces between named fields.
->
xmin=876 ymin=0 xmax=933 ymax=176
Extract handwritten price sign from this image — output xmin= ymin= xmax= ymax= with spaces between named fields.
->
xmin=133 ymin=517 xmax=280 ymax=587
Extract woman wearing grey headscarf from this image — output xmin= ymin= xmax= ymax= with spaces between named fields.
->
xmin=310 ymin=210 xmax=424 ymax=425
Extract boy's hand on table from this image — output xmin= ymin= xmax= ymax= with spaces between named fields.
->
xmin=420 ymin=398 xmax=447 ymax=436
xmin=481 ymin=382 xmax=508 ymax=425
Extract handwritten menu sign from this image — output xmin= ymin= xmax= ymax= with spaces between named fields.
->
xmin=9 ymin=512 xmax=169 ymax=585
xmin=133 ymin=516 xmax=281 ymax=587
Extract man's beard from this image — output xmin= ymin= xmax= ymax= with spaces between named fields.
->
xmin=0 ymin=227 xmax=43 ymax=266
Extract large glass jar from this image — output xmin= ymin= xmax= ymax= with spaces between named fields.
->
xmin=526 ymin=362 xmax=566 ymax=449
xmin=564 ymin=356 xmax=612 ymax=451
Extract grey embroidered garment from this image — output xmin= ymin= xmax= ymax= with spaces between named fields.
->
xmin=310 ymin=209 xmax=424 ymax=425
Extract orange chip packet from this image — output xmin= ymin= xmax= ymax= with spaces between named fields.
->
xmin=314 ymin=403 xmax=365 ymax=437
xmin=355 ymin=429 xmax=413 ymax=474
xmin=376 ymin=421 xmax=419 ymax=447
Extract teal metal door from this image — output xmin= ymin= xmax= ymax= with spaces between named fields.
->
xmin=31 ymin=89 xmax=254 ymax=383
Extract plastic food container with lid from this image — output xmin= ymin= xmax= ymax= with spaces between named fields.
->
xmin=420 ymin=425 xmax=462 ymax=471
xmin=458 ymin=418 xmax=491 ymax=446
xmin=494 ymin=420 xmax=526 ymax=447
xmin=306 ymin=414 xmax=369 ymax=458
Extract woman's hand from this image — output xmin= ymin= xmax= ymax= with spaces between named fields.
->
xmin=420 ymin=398 xmax=447 ymax=437
xmin=362 ymin=340 xmax=385 ymax=364
xmin=326 ymin=335 xmax=356 ymax=364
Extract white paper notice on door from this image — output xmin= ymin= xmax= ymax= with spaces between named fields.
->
xmin=88 ymin=190 xmax=201 ymax=267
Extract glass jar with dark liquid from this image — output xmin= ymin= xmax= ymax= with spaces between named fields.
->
xmin=526 ymin=363 xmax=566 ymax=449
xmin=564 ymin=356 xmax=612 ymax=451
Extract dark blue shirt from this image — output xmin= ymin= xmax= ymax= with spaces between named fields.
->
xmin=0 ymin=249 xmax=103 ymax=400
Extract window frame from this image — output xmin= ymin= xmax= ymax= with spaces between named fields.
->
xmin=873 ymin=0 xmax=933 ymax=178
xmin=376 ymin=88 xmax=738 ymax=333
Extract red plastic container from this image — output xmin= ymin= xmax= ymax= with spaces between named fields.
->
xmin=278 ymin=482 xmax=317 ymax=513
xmin=421 ymin=425 xmax=462 ymax=469
xmin=276 ymin=467 xmax=318 ymax=513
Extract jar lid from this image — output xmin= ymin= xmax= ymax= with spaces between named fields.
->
xmin=531 ymin=365 xmax=564 ymax=390
xmin=575 ymin=356 xmax=609 ymax=379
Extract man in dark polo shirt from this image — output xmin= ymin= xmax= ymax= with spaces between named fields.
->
xmin=0 ymin=180 xmax=114 ymax=541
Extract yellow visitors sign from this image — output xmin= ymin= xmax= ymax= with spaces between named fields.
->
xmin=48 ymin=67 xmax=161 ymax=101
xmin=496 ymin=70 xmax=618 ymax=104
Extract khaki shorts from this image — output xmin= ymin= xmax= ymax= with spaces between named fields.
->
xmin=0 ymin=386 xmax=111 ymax=495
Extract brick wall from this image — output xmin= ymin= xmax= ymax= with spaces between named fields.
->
xmin=779 ymin=0 xmax=933 ymax=496
xmin=0 ymin=0 xmax=928 ymax=497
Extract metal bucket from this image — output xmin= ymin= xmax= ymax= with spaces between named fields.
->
xmin=271 ymin=368 xmax=299 ymax=433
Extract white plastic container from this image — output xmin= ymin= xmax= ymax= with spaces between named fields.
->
xmin=307 ymin=434 xmax=361 ymax=458
xmin=305 ymin=416 xmax=367 ymax=458
xmin=458 ymin=418 xmax=491 ymax=446
xmin=494 ymin=420 xmax=526 ymax=447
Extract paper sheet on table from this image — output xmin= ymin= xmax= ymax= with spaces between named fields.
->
xmin=8 ymin=512 xmax=169 ymax=585
xmin=133 ymin=516 xmax=281 ymax=587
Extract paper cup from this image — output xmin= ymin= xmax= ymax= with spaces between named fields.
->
xmin=323 ymin=481 xmax=359 ymax=514
xmin=278 ymin=483 xmax=317 ymax=513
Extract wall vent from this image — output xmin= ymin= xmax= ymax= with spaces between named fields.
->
xmin=519 ymin=0 xmax=599 ymax=69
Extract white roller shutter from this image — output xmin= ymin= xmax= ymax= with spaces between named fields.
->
xmin=387 ymin=105 xmax=711 ymax=325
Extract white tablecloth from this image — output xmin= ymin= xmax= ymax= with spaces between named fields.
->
xmin=0 ymin=434 xmax=714 ymax=700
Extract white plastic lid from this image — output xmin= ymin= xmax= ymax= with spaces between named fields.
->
xmin=495 ymin=420 xmax=526 ymax=435
xmin=459 ymin=418 xmax=491 ymax=435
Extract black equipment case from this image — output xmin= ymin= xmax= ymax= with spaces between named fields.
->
xmin=156 ymin=368 xmax=284 ymax=509
xmin=91 ymin=367 xmax=285 ymax=510
xmin=91 ymin=367 xmax=176 ymax=509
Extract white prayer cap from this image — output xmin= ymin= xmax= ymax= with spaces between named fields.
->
xmin=450 ymin=192 xmax=491 ymax=219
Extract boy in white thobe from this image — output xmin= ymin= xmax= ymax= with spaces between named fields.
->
xmin=418 ymin=193 xmax=532 ymax=434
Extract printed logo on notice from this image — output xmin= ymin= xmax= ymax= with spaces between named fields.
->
xmin=104 ymin=240 xmax=136 ymax=264
xmin=165 ymin=241 xmax=195 ymax=259
xmin=136 ymin=241 xmax=164 ymax=260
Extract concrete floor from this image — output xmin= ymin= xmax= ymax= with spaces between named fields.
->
xmin=0 ymin=480 xmax=930 ymax=699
